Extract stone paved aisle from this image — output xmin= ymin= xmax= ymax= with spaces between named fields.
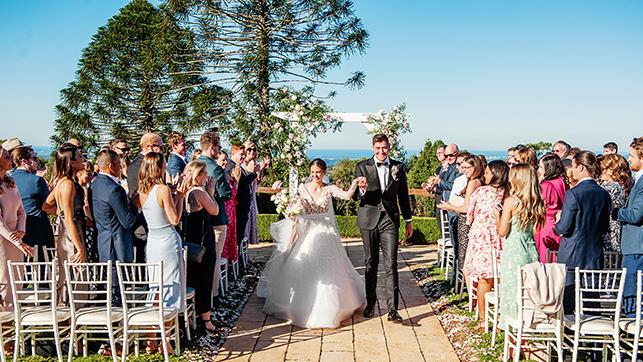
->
xmin=215 ymin=240 xmax=458 ymax=362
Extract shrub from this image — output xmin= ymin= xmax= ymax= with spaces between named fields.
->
xmin=257 ymin=214 xmax=439 ymax=244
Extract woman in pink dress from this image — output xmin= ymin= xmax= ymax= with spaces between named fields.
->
xmin=463 ymin=160 xmax=509 ymax=327
xmin=217 ymin=150 xmax=240 ymax=262
xmin=534 ymin=154 xmax=567 ymax=262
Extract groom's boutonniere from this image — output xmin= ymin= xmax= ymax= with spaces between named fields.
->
xmin=391 ymin=164 xmax=402 ymax=181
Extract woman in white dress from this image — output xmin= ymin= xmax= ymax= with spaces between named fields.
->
xmin=257 ymin=159 xmax=366 ymax=328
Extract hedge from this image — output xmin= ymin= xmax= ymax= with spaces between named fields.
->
xmin=257 ymin=214 xmax=439 ymax=244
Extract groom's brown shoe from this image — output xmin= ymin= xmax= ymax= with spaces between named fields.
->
xmin=363 ymin=305 xmax=375 ymax=318
xmin=387 ymin=311 xmax=403 ymax=323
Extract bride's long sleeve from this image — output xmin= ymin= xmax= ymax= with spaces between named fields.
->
xmin=328 ymin=183 xmax=358 ymax=200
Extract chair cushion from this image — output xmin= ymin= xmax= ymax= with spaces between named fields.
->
xmin=126 ymin=307 xmax=178 ymax=325
xmin=21 ymin=307 xmax=70 ymax=325
xmin=75 ymin=307 xmax=123 ymax=325
xmin=564 ymin=314 xmax=617 ymax=335
xmin=506 ymin=315 xmax=559 ymax=333
xmin=0 ymin=311 xmax=13 ymax=323
xmin=619 ymin=319 xmax=643 ymax=337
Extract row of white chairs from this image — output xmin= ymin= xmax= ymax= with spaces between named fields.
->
xmin=502 ymin=267 xmax=642 ymax=362
xmin=1 ymin=259 xmax=180 ymax=362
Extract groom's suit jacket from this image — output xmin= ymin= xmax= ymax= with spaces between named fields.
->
xmin=353 ymin=157 xmax=413 ymax=230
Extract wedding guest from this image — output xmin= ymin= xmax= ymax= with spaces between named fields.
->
xmin=507 ymin=146 xmax=518 ymax=167
xmin=242 ymin=140 xmax=269 ymax=245
xmin=552 ymin=140 xmax=571 ymax=159
xmin=534 ymin=154 xmax=567 ymax=262
xmin=183 ymin=161 xmax=219 ymax=331
xmin=110 ymin=138 xmax=131 ymax=189
xmin=109 ymin=138 xmax=131 ymax=161
xmin=554 ymin=151 xmax=611 ymax=313
xmin=603 ymin=142 xmax=618 ymax=155
xmin=217 ymin=150 xmax=240 ymax=263
xmin=91 ymin=150 xmax=137 ymax=265
xmin=463 ymin=160 xmax=508 ymax=327
xmin=43 ymin=143 xmax=89 ymax=298
xmin=228 ymin=144 xmax=257 ymax=253
xmin=433 ymin=145 xmax=448 ymax=231
xmin=563 ymin=159 xmax=576 ymax=188
xmin=438 ymin=154 xmax=484 ymax=275
xmin=0 ymin=147 xmax=33 ymax=311
xmin=167 ymin=131 xmax=188 ymax=177
xmin=10 ymin=146 xmax=55 ymax=261
xmin=77 ymin=160 xmax=97 ymax=261
xmin=197 ymin=131 xmax=231 ymax=299
xmin=598 ymin=154 xmax=630 ymax=252
xmin=612 ymin=137 xmax=643 ymax=317
xmin=133 ymin=153 xmax=185 ymax=309
xmin=1 ymin=138 xmax=31 ymax=156
xmin=496 ymin=163 xmax=545 ymax=326
xmin=127 ymin=133 xmax=163 ymax=197
xmin=514 ymin=147 xmax=538 ymax=169
xmin=127 ymin=133 xmax=163 ymax=263
xmin=429 ymin=144 xmax=460 ymax=256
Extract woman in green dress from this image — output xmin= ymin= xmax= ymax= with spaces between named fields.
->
xmin=495 ymin=163 xmax=546 ymax=327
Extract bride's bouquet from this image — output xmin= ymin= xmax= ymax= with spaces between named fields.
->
xmin=270 ymin=189 xmax=304 ymax=218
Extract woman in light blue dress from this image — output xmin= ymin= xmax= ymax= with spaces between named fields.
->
xmin=135 ymin=152 xmax=186 ymax=311
xmin=496 ymin=163 xmax=546 ymax=327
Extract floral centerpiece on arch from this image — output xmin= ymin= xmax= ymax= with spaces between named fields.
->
xmin=367 ymin=103 xmax=411 ymax=160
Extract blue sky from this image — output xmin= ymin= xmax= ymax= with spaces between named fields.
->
xmin=1 ymin=0 xmax=642 ymax=151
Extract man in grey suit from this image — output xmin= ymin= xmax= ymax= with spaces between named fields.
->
xmin=612 ymin=137 xmax=643 ymax=317
xmin=353 ymin=134 xmax=413 ymax=323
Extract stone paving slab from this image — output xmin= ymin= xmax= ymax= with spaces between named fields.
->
xmin=215 ymin=240 xmax=458 ymax=362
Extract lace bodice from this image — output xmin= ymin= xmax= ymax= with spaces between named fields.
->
xmin=297 ymin=183 xmax=357 ymax=215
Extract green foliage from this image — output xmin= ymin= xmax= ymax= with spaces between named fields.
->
xmin=407 ymin=139 xmax=445 ymax=188
xmin=410 ymin=195 xmax=436 ymax=218
xmin=525 ymin=141 xmax=553 ymax=152
xmin=52 ymin=0 xmax=230 ymax=153
xmin=258 ymin=214 xmax=439 ymax=243
xmin=168 ymin=0 xmax=369 ymax=148
xmin=328 ymin=159 xmax=362 ymax=216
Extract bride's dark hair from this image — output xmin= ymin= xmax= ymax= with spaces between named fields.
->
xmin=309 ymin=158 xmax=327 ymax=172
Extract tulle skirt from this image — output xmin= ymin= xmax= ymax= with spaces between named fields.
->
xmin=257 ymin=215 xmax=365 ymax=328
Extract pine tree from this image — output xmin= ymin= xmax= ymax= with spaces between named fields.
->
xmin=167 ymin=0 xmax=369 ymax=142
xmin=52 ymin=0 xmax=230 ymax=153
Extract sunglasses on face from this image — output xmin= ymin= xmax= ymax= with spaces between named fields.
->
xmin=445 ymin=153 xmax=457 ymax=158
xmin=247 ymin=148 xmax=256 ymax=152
xmin=116 ymin=146 xmax=131 ymax=152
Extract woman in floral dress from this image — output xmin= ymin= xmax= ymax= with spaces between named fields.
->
xmin=463 ymin=160 xmax=509 ymax=327
xmin=598 ymin=154 xmax=631 ymax=252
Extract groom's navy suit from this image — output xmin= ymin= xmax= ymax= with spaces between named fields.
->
xmin=354 ymin=157 xmax=412 ymax=312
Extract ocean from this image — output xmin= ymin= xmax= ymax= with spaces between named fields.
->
xmin=307 ymin=149 xmax=508 ymax=166
xmin=33 ymin=146 xmax=509 ymax=165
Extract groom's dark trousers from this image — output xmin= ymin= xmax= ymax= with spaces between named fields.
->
xmin=360 ymin=212 xmax=399 ymax=311
xmin=354 ymin=157 xmax=413 ymax=312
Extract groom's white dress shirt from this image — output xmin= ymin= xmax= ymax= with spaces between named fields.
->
xmin=375 ymin=156 xmax=390 ymax=190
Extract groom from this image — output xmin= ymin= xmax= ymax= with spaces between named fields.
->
xmin=353 ymin=133 xmax=413 ymax=322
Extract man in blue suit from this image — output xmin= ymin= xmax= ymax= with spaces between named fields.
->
xmin=91 ymin=150 xmax=138 ymax=265
xmin=554 ymin=151 xmax=612 ymax=313
xmin=613 ymin=137 xmax=643 ymax=317
xmin=167 ymin=131 xmax=187 ymax=177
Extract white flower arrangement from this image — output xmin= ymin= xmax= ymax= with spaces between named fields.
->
xmin=367 ymin=103 xmax=412 ymax=160
xmin=270 ymin=189 xmax=304 ymax=218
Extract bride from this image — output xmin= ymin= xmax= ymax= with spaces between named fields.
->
xmin=257 ymin=158 xmax=366 ymax=328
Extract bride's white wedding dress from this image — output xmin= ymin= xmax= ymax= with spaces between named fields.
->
xmin=257 ymin=183 xmax=366 ymax=328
